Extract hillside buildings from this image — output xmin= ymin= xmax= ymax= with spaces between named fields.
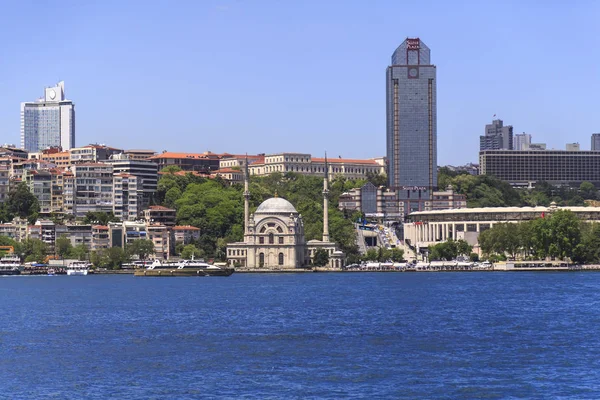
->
xmin=21 ymin=81 xmax=75 ymax=152
xmin=386 ymin=38 xmax=437 ymax=203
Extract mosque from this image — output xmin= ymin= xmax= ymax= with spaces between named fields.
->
xmin=226 ymin=158 xmax=345 ymax=269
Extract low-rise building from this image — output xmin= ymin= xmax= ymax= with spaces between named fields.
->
xmin=147 ymin=224 xmax=170 ymax=260
xmin=143 ymin=205 xmax=176 ymax=227
xmin=171 ymin=225 xmax=200 ymax=246
xmin=149 ymin=151 xmax=220 ymax=173
xmin=91 ymin=225 xmax=110 ymax=250
xmin=212 ymin=168 xmax=243 ymax=184
xmin=124 ymin=149 xmax=156 ymax=160
xmin=70 ymin=145 xmax=123 ymax=164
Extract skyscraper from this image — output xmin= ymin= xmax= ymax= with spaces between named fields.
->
xmin=386 ymin=38 xmax=437 ymax=206
xmin=592 ymin=133 xmax=600 ymax=151
xmin=480 ymin=119 xmax=513 ymax=151
xmin=21 ymin=81 xmax=75 ymax=152
xmin=513 ymin=132 xmax=532 ymax=151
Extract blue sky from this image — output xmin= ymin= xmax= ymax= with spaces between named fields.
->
xmin=2 ymin=0 xmax=599 ymax=165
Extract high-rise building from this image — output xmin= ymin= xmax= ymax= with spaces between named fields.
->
xmin=592 ymin=134 xmax=600 ymax=151
xmin=21 ymin=81 xmax=75 ymax=152
xmin=386 ymin=38 xmax=437 ymax=210
xmin=480 ymin=119 xmax=513 ymax=150
xmin=513 ymin=132 xmax=532 ymax=151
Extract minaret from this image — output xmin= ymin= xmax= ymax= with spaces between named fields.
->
xmin=322 ymin=152 xmax=330 ymax=242
xmin=244 ymin=154 xmax=250 ymax=235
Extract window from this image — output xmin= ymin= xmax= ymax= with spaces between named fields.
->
xmin=278 ymin=237 xmax=284 ymax=244
xmin=276 ymin=226 xmax=283 ymax=233
xmin=278 ymin=253 xmax=284 ymax=265
xmin=260 ymin=226 xmax=266 ymax=233
xmin=259 ymin=237 xmax=264 ymax=244
xmin=259 ymin=253 xmax=265 ymax=267
xmin=269 ymin=233 xmax=274 ymax=244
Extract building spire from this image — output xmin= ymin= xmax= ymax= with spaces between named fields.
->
xmin=243 ymin=153 xmax=250 ymax=235
xmin=322 ymin=151 xmax=330 ymax=242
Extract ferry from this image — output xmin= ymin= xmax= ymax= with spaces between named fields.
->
xmin=135 ymin=258 xmax=234 ymax=277
xmin=0 ymin=255 xmax=22 ymax=275
xmin=67 ymin=261 xmax=91 ymax=276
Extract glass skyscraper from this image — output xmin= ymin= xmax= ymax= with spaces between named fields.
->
xmin=20 ymin=81 xmax=75 ymax=152
xmin=386 ymin=38 xmax=437 ymax=207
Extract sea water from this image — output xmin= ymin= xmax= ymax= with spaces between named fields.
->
xmin=1 ymin=272 xmax=599 ymax=399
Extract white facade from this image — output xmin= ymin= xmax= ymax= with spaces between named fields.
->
xmin=21 ymin=81 xmax=75 ymax=152
xmin=513 ymin=133 xmax=532 ymax=151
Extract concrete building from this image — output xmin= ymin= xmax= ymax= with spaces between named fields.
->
xmin=147 ymin=224 xmax=170 ymax=260
xmin=70 ymin=145 xmax=123 ymax=164
xmin=106 ymin=153 xmax=158 ymax=209
xmin=212 ymin=168 xmax=244 ymax=185
xmin=91 ymin=225 xmax=110 ymax=250
xmin=64 ymin=224 xmax=92 ymax=248
xmin=566 ymin=143 xmax=580 ymax=151
xmin=113 ymin=174 xmax=142 ymax=221
xmin=73 ymin=163 xmax=114 ymax=217
xmin=592 ymin=134 xmax=600 ymax=151
xmin=513 ymin=133 xmax=532 ymax=151
xmin=404 ymin=204 xmax=600 ymax=252
xmin=23 ymin=170 xmax=52 ymax=215
xmin=21 ymin=81 xmax=75 ymax=152
xmin=171 ymin=225 xmax=201 ymax=246
xmin=386 ymin=38 xmax=437 ymax=215
xmin=523 ymin=143 xmax=547 ymax=151
xmin=123 ymin=149 xmax=156 ymax=160
xmin=479 ymin=150 xmax=600 ymax=186
xmin=480 ymin=119 xmax=513 ymax=151
xmin=339 ymin=183 xmax=467 ymax=219
xmin=143 ymin=206 xmax=176 ymax=227
xmin=148 ymin=151 xmax=220 ymax=172
xmin=0 ymin=165 xmax=9 ymax=202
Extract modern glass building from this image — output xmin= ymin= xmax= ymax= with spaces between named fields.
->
xmin=20 ymin=81 xmax=75 ymax=152
xmin=386 ymin=38 xmax=437 ymax=211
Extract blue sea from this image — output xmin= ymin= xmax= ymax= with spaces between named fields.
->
xmin=1 ymin=272 xmax=600 ymax=399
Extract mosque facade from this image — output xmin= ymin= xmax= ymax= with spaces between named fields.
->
xmin=227 ymin=158 xmax=345 ymax=269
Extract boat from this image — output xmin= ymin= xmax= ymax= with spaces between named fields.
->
xmin=47 ymin=268 xmax=56 ymax=276
xmin=67 ymin=261 xmax=91 ymax=276
xmin=0 ymin=255 xmax=22 ymax=276
xmin=135 ymin=258 xmax=234 ymax=277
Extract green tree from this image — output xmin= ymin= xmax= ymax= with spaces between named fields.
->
xmin=313 ymin=248 xmax=330 ymax=267
xmin=377 ymin=247 xmax=392 ymax=262
xmin=90 ymin=249 xmax=108 ymax=268
xmin=181 ymin=244 xmax=204 ymax=260
xmin=71 ymin=243 xmax=89 ymax=261
xmin=21 ymin=238 xmax=48 ymax=263
xmin=363 ymin=248 xmax=378 ymax=261
xmin=580 ymin=181 xmax=597 ymax=200
xmin=7 ymin=183 xmax=39 ymax=224
xmin=83 ymin=211 xmax=120 ymax=225
xmin=389 ymin=248 xmax=405 ymax=262
xmin=55 ymin=235 xmax=73 ymax=259
xmin=128 ymin=239 xmax=155 ymax=261
xmin=106 ymin=247 xmax=127 ymax=269
xmin=469 ymin=253 xmax=479 ymax=262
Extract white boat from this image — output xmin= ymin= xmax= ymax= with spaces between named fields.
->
xmin=67 ymin=261 xmax=91 ymax=276
xmin=0 ymin=255 xmax=22 ymax=275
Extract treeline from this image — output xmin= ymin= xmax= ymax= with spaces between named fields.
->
xmin=478 ymin=210 xmax=600 ymax=263
xmin=429 ymin=239 xmax=474 ymax=261
xmin=156 ymin=167 xmax=370 ymax=261
xmin=439 ymin=168 xmax=597 ymax=208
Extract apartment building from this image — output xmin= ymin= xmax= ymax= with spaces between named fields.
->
xmin=73 ymin=163 xmax=114 ymax=217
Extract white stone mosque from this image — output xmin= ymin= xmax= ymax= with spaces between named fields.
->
xmin=226 ymin=157 xmax=345 ymax=269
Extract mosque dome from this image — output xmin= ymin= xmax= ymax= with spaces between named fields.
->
xmin=255 ymin=197 xmax=298 ymax=215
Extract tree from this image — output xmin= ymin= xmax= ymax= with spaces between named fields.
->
xmin=377 ymin=247 xmax=392 ymax=262
xmin=21 ymin=238 xmax=48 ymax=263
xmin=389 ymin=248 xmax=405 ymax=262
xmin=6 ymin=183 xmax=39 ymax=224
xmin=181 ymin=244 xmax=203 ymax=260
xmin=55 ymin=235 xmax=73 ymax=259
xmin=90 ymin=249 xmax=108 ymax=268
xmin=71 ymin=244 xmax=89 ymax=261
xmin=580 ymin=181 xmax=597 ymax=200
xmin=469 ymin=253 xmax=479 ymax=262
xmin=83 ymin=211 xmax=120 ymax=225
xmin=128 ymin=239 xmax=155 ymax=261
xmin=106 ymin=247 xmax=127 ymax=269
xmin=313 ymin=248 xmax=330 ymax=267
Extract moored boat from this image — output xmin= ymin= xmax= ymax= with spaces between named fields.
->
xmin=0 ymin=255 xmax=22 ymax=276
xmin=135 ymin=258 xmax=234 ymax=277
xmin=67 ymin=261 xmax=91 ymax=276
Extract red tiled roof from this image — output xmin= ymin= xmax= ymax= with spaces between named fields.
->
xmin=213 ymin=168 xmax=241 ymax=174
xmin=149 ymin=152 xmax=220 ymax=160
xmin=312 ymin=157 xmax=379 ymax=165
xmin=148 ymin=205 xmax=176 ymax=211
xmin=92 ymin=225 xmax=109 ymax=230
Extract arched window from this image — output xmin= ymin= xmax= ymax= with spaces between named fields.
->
xmin=276 ymin=226 xmax=283 ymax=233
xmin=278 ymin=253 xmax=284 ymax=265
xmin=260 ymin=226 xmax=267 ymax=233
xmin=269 ymin=233 xmax=274 ymax=244
xmin=259 ymin=253 xmax=265 ymax=267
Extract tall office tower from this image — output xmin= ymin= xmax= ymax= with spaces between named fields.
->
xmin=21 ymin=81 xmax=75 ymax=152
xmin=480 ymin=119 xmax=513 ymax=151
xmin=513 ymin=132 xmax=532 ymax=151
xmin=386 ymin=38 xmax=437 ymax=207
xmin=592 ymin=133 xmax=600 ymax=151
